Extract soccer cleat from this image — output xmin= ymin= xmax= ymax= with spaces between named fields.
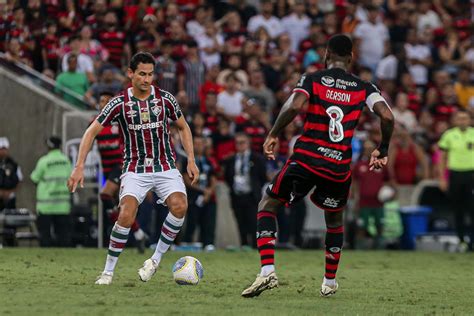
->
xmin=241 ymin=272 xmax=279 ymax=298
xmin=320 ymin=281 xmax=339 ymax=297
xmin=95 ymin=271 xmax=113 ymax=285
xmin=138 ymin=258 xmax=159 ymax=282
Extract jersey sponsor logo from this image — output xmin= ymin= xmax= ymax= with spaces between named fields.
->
xmin=128 ymin=121 xmax=163 ymax=130
xmin=321 ymin=76 xmax=335 ymax=87
xmin=126 ymin=101 xmax=135 ymax=107
xmin=256 ymin=230 xmax=277 ymax=239
xmin=101 ymin=96 xmax=122 ymax=115
xmin=335 ymin=79 xmax=357 ymax=90
xmin=317 ymin=146 xmax=343 ymax=161
xmin=126 ymin=109 xmax=137 ymax=118
xmin=323 ymin=197 xmax=340 ymax=208
xmin=151 ymin=98 xmax=161 ymax=105
xmin=325 ymin=89 xmax=351 ymax=103
xmin=329 ymin=247 xmax=341 ymax=253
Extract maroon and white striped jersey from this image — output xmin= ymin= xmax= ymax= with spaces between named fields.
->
xmin=291 ymin=67 xmax=387 ymax=182
xmin=96 ymin=85 xmax=182 ymax=174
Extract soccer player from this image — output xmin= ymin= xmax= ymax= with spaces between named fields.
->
xmin=67 ymin=52 xmax=199 ymax=285
xmin=241 ymin=34 xmax=394 ymax=298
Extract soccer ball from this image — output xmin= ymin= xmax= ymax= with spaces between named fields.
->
xmin=172 ymin=256 xmax=204 ymax=285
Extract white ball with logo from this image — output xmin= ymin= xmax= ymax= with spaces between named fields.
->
xmin=172 ymin=256 xmax=204 ymax=285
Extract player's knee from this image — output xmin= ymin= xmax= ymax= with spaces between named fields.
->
xmin=167 ymin=194 xmax=188 ymax=218
xmin=258 ymin=193 xmax=282 ymax=213
xmin=117 ymin=197 xmax=138 ymax=227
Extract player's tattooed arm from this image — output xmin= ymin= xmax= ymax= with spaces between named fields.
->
xmin=268 ymin=92 xmax=308 ymax=137
xmin=373 ymin=101 xmax=394 ymax=158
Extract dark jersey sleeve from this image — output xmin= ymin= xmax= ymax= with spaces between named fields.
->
xmin=293 ymin=73 xmax=313 ymax=99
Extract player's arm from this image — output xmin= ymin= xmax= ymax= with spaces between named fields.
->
xmin=175 ymin=116 xmax=200 ymax=185
xmin=67 ymin=120 xmax=104 ymax=192
xmin=370 ymin=101 xmax=394 ymax=170
xmin=263 ymin=92 xmax=308 ymax=160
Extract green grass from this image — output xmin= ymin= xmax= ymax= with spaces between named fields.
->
xmin=0 ymin=249 xmax=473 ymax=315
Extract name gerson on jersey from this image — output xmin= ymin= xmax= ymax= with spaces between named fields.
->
xmin=292 ymin=68 xmax=388 ymax=182
xmin=96 ymin=85 xmax=182 ymax=174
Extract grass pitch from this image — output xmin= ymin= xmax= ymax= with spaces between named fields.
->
xmin=0 ymin=248 xmax=473 ymax=315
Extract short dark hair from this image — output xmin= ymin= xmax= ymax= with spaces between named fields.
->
xmin=46 ymin=136 xmax=61 ymax=149
xmin=130 ymin=52 xmax=156 ymax=72
xmin=327 ymin=34 xmax=353 ymax=57
xmin=100 ymin=90 xmax=115 ymax=98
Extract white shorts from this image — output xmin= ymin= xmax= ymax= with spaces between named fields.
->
xmin=119 ymin=169 xmax=187 ymax=205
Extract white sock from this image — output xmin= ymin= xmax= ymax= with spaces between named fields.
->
xmin=324 ymin=277 xmax=336 ymax=286
xmin=134 ymin=228 xmax=145 ymax=240
xmin=151 ymin=213 xmax=184 ymax=263
xmin=260 ymin=265 xmax=275 ymax=277
xmin=104 ymin=223 xmax=130 ymax=273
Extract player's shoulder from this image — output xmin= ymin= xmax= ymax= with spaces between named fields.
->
xmin=107 ymin=93 xmax=125 ymax=106
xmin=159 ymin=88 xmax=180 ymax=107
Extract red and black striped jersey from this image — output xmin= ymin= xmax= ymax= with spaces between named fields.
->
xmin=98 ymin=30 xmax=127 ymax=68
xmin=291 ymin=67 xmax=386 ymax=182
xmin=96 ymin=123 xmax=123 ymax=176
xmin=96 ymin=85 xmax=182 ymax=174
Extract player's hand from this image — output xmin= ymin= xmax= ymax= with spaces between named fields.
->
xmin=439 ymin=178 xmax=448 ymax=192
xmin=263 ymin=135 xmax=278 ymax=160
xmin=67 ymin=166 xmax=84 ymax=193
xmin=187 ymin=160 xmax=200 ymax=185
xmin=369 ymin=149 xmax=388 ymax=171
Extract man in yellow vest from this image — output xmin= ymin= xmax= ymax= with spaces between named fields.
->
xmin=31 ymin=137 xmax=73 ymax=247
xmin=438 ymin=110 xmax=474 ymax=251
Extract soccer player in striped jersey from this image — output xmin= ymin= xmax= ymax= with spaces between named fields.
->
xmin=68 ymin=52 xmax=199 ymax=285
xmin=242 ymin=34 xmax=394 ymax=298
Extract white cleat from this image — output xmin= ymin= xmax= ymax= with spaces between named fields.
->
xmin=320 ymin=281 xmax=339 ymax=297
xmin=138 ymin=259 xmax=159 ymax=282
xmin=241 ymin=272 xmax=279 ymax=298
xmin=95 ymin=271 xmax=113 ymax=285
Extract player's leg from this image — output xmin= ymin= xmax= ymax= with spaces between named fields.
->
xmin=96 ymin=173 xmax=149 ymax=285
xmin=139 ymin=169 xmax=187 ymax=282
xmin=242 ymin=162 xmax=313 ymax=298
xmin=311 ymin=176 xmax=351 ymax=297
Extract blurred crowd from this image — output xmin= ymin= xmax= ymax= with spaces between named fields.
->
xmin=1 ymin=0 xmax=473 ymax=249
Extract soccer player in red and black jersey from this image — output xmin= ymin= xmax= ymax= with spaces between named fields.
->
xmin=242 ymin=34 xmax=394 ymax=298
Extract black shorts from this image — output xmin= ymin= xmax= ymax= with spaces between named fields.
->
xmin=105 ymin=166 xmax=122 ymax=186
xmin=266 ymin=161 xmax=351 ymax=212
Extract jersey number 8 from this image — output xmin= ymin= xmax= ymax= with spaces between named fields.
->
xmin=326 ymin=106 xmax=344 ymax=143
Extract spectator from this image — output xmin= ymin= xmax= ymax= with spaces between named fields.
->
xmin=61 ymin=35 xmax=95 ymax=83
xmin=0 ymin=137 xmax=23 ymax=211
xmin=438 ymin=110 xmax=474 ymax=251
xmin=430 ymin=84 xmax=460 ymax=123
xmin=217 ymin=72 xmax=245 ymax=120
xmin=454 ymin=67 xmax=474 ymax=109
xmin=79 ymin=25 xmax=109 ymax=64
xmin=133 ymin=14 xmax=161 ymax=54
xmin=281 ymin=0 xmax=310 ymax=53
xmin=388 ymin=125 xmax=430 ymax=185
xmin=97 ymin=11 xmax=131 ymax=70
xmin=353 ymin=4 xmax=389 ymax=73
xmin=212 ymin=118 xmax=235 ymax=162
xmin=30 ymin=136 xmax=72 ymax=247
xmin=181 ymin=135 xmax=217 ymax=251
xmin=196 ymin=20 xmax=224 ymax=69
xmin=235 ymin=99 xmax=270 ymax=153
xmin=186 ymin=5 xmax=209 ymax=40
xmin=177 ymin=40 xmax=206 ymax=111
xmin=220 ymin=10 xmax=247 ymax=55
xmin=341 ymin=0 xmax=360 ymax=35
xmin=217 ymin=53 xmax=249 ymax=88
xmin=166 ymin=19 xmax=191 ymax=62
xmin=223 ymin=133 xmax=267 ymax=248
xmin=56 ymin=53 xmax=89 ymax=107
xmin=84 ymin=67 xmax=123 ymax=106
xmin=85 ymin=0 xmax=108 ymax=31
xmin=199 ymin=64 xmax=223 ymax=113
xmin=4 ymin=37 xmax=32 ymax=67
xmin=392 ymin=92 xmax=418 ymax=133
xmin=155 ymin=39 xmax=178 ymax=95
xmin=416 ymin=0 xmax=441 ymax=34
xmin=247 ymin=0 xmax=283 ymax=40
xmin=123 ymin=0 xmax=155 ymax=32
xmin=262 ymin=48 xmax=285 ymax=92
xmin=438 ymin=30 xmax=464 ymax=75
xmin=202 ymin=92 xmax=220 ymax=134
xmin=243 ymin=69 xmax=276 ymax=114
xmin=41 ymin=20 xmax=60 ymax=74
xmin=404 ymin=28 xmax=433 ymax=88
